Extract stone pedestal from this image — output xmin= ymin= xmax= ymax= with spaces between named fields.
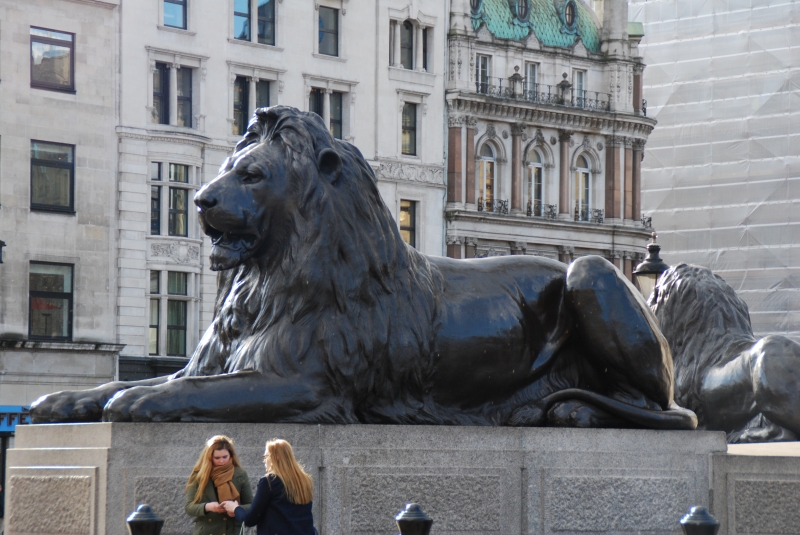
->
xmin=4 ymin=423 xmax=785 ymax=535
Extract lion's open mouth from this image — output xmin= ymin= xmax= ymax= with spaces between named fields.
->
xmin=207 ymin=227 xmax=258 ymax=251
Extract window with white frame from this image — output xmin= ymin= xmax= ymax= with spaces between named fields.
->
xmin=149 ymin=161 xmax=198 ymax=237
xmin=574 ymin=154 xmax=591 ymax=221
xmin=525 ymin=62 xmax=538 ymax=94
xmin=401 ymin=103 xmax=417 ymax=156
xmin=476 ymin=54 xmax=491 ymax=94
xmin=318 ymin=6 xmax=339 ymax=57
xmin=233 ymin=0 xmax=276 ymax=45
xmin=164 ymin=0 xmax=187 ymax=29
xmin=309 ymin=88 xmax=344 ymax=140
xmin=525 ymin=149 xmax=544 ymax=216
xmin=390 ymin=20 xmax=429 ymax=71
xmin=149 ymin=270 xmax=193 ymax=357
xmin=232 ymin=76 xmax=271 ymax=135
xmin=478 ymin=144 xmax=495 ymax=211
xmin=573 ymin=69 xmax=586 ymax=108
xmin=147 ymin=48 xmax=207 ymax=130
xmin=399 ymin=200 xmax=417 ymax=248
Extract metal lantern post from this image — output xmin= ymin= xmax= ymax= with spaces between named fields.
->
xmin=679 ymin=506 xmax=720 ymax=535
xmin=396 ymin=503 xmax=433 ymax=535
xmin=126 ymin=504 xmax=164 ymax=535
xmin=633 ymin=232 xmax=670 ymax=299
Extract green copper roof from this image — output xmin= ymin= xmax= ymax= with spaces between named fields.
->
xmin=472 ymin=0 xmax=602 ymax=54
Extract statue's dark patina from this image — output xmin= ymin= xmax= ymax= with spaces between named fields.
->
xmin=651 ymin=264 xmax=800 ymax=442
xmin=31 ymin=107 xmax=696 ymax=429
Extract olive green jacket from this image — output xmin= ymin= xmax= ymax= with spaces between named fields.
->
xmin=185 ymin=466 xmax=253 ymax=535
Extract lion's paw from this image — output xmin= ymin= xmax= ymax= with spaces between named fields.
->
xmin=102 ymin=386 xmax=181 ymax=422
xmin=30 ymin=390 xmax=107 ymax=423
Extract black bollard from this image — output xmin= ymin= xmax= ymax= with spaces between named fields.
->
xmin=680 ymin=506 xmax=720 ymax=535
xmin=395 ymin=503 xmax=433 ymax=535
xmin=126 ymin=504 xmax=165 ymax=535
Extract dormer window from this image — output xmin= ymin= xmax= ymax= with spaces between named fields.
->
xmin=565 ymin=1 xmax=576 ymax=28
xmin=511 ymin=0 xmax=529 ymax=22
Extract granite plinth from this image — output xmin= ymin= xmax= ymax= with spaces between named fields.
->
xmin=3 ymin=423 xmax=734 ymax=535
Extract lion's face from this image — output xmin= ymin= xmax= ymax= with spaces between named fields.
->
xmin=195 ymin=141 xmax=294 ymax=271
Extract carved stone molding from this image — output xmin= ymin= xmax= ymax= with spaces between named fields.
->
xmin=632 ymin=139 xmax=647 ymax=151
xmin=448 ymin=114 xmax=465 ymax=128
xmin=446 ymin=234 xmax=463 ymax=245
xmin=550 ymin=136 xmax=557 ymax=145
xmin=150 ymin=241 xmax=201 ymax=264
xmin=510 ymin=123 xmax=525 ymax=136
xmin=502 ymin=130 xmax=509 ymax=139
xmin=606 ymin=135 xmax=624 ymax=146
xmin=466 ymin=116 xmax=478 ymax=128
xmin=597 ymin=142 xmax=604 ymax=151
xmin=511 ymin=241 xmax=527 ymax=253
xmin=464 ymin=236 xmax=478 ymax=247
xmin=378 ymin=161 xmax=445 ymax=186
xmin=486 ymin=124 xmax=497 ymax=139
xmin=557 ymin=245 xmax=574 ymax=254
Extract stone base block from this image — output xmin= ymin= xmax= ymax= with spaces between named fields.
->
xmin=3 ymin=424 xmax=733 ymax=535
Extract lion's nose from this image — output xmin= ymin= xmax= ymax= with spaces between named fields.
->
xmin=194 ymin=187 xmax=217 ymax=211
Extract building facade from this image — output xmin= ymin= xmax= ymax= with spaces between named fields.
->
xmin=445 ymin=0 xmax=653 ymax=276
xmin=631 ymin=0 xmax=800 ymax=342
xmin=0 ymin=0 xmax=447 ymax=407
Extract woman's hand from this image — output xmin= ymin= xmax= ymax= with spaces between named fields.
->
xmin=204 ymin=502 xmax=225 ymax=514
xmin=222 ymin=500 xmax=239 ymax=516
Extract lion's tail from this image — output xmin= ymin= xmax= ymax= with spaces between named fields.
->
xmin=533 ymin=388 xmax=698 ymax=430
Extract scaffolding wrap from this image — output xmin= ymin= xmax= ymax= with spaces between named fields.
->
xmin=631 ymin=0 xmax=800 ymax=342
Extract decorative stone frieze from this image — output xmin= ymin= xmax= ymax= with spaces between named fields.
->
xmin=149 ymin=241 xmax=201 ymax=265
xmin=448 ymin=114 xmax=465 ymax=128
xmin=378 ymin=161 xmax=445 ymax=186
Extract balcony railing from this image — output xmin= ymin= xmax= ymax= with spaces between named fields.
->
xmin=526 ymin=200 xmax=558 ymax=220
xmin=477 ymin=197 xmax=509 ymax=215
xmin=574 ymin=207 xmax=605 ymax=224
xmin=475 ymin=79 xmax=611 ymax=112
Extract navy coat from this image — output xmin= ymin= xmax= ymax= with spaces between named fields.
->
xmin=234 ymin=474 xmax=315 ymax=535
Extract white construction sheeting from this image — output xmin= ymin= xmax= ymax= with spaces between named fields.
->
xmin=630 ymin=0 xmax=800 ymax=342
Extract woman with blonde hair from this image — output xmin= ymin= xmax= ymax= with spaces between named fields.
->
xmin=185 ymin=435 xmax=253 ymax=535
xmin=223 ymin=439 xmax=316 ymax=535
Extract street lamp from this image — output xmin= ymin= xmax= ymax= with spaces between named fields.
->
xmin=633 ymin=232 xmax=669 ymax=299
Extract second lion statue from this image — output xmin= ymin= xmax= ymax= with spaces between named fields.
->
xmin=31 ymin=107 xmax=696 ymax=429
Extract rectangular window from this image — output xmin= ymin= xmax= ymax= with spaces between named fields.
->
xmin=574 ymin=170 xmax=590 ymax=220
xmin=402 ymin=103 xmax=417 ymax=156
xmin=29 ymin=262 xmax=73 ymax=341
xmin=422 ymin=28 xmax=428 ymax=71
xmin=169 ymin=188 xmax=188 ymax=236
xmin=151 ymin=185 xmax=161 ymax=235
xmin=258 ymin=0 xmax=276 ymax=45
xmin=330 ymin=91 xmax=343 ymax=140
xmin=256 ymin=80 xmax=270 ymax=108
xmin=234 ymin=0 xmax=251 ymax=41
xmin=309 ymin=88 xmax=324 ymax=117
xmin=149 ymin=299 xmax=159 ymax=355
xmin=233 ymin=76 xmax=249 ymax=136
xmin=167 ymin=300 xmax=187 ymax=356
xmin=150 ymin=270 xmax=161 ymax=294
xmin=170 ymin=163 xmax=189 ymax=183
xmin=30 ymin=27 xmax=75 ymax=92
xmin=318 ymin=7 xmax=339 ymax=57
xmin=152 ymin=62 xmax=170 ymax=124
xmin=177 ymin=68 xmax=192 ymax=128
xmin=168 ymin=271 xmax=188 ymax=295
xmin=400 ymin=21 xmax=413 ymax=69
xmin=164 ymin=0 xmax=187 ymax=29
xmin=573 ymin=70 xmax=586 ymax=107
xmin=525 ymin=62 xmax=538 ymax=93
xmin=31 ymin=141 xmax=74 ymax=212
xmin=476 ymin=54 xmax=491 ymax=94
xmin=399 ymin=200 xmax=417 ymax=248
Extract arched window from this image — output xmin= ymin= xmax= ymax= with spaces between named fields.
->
xmin=513 ymin=0 xmax=529 ymax=21
xmin=574 ymin=154 xmax=591 ymax=221
xmin=525 ymin=150 xmax=543 ymax=216
xmin=565 ymin=1 xmax=576 ymax=28
xmin=478 ymin=144 xmax=495 ymax=211
xmin=401 ymin=20 xmax=414 ymax=70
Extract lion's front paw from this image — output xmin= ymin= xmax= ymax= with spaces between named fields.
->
xmin=30 ymin=390 xmax=106 ymax=423
xmin=102 ymin=386 xmax=181 ymax=422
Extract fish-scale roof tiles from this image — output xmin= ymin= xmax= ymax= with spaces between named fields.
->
xmin=472 ymin=0 xmax=601 ymax=54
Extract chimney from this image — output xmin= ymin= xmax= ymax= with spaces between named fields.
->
xmin=601 ymin=0 xmax=629 ymax=55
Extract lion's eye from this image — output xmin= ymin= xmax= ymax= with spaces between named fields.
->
xmin=240 ymin=171 xmax=262 ymax=184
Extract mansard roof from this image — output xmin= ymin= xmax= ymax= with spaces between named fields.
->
xmin=471 ymin=0 xmax=601 ymax=54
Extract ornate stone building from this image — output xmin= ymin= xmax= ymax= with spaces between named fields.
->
xmin=445 ymin=0 xmax=653 ymax=277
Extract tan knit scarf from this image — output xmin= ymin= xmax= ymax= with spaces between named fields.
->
xmin=210 ymin=462 xmax=240 ymax=503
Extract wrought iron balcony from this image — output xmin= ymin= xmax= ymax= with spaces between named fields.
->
xmin=474 ymin=79 xmax=611 ymax=112
xmin=477 ymin=197 xmax=509 ymax=215
xmin=526 ymin=199 xmax=558 ymax=220
xmin=574 ymin=208 xmax=605 ymax=224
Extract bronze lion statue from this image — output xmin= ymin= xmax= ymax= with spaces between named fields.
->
xmin=31 ymin=106 xmax=696 ymax=429
xmin=651 ymin=264 xmax=800 ymax=442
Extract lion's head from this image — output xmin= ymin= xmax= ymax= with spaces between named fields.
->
xmin=195 ymin=106 xmax=398 ymax=272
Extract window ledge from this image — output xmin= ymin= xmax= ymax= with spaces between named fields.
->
xmin=30 ymin=207 xmax=76 ymax=215
xmin=313 ymin=53 xmax=347 ymax=63
xmin=158 ymin=25 xmax=196 ymax=36
xmin=31 ymin=85 xmax=76 ymax=96
xmin=0 ymin=339 xmax=125 ymax=352
xmin=227 ymin=38 xmax=283 ymax=51
xmin=388 ymin=66 xmax=436 ymax=87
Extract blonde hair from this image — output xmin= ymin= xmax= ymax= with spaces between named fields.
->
xmin=186 ymin=435 xmax=242 ymax=504
xmin=265 ymin=439 xmax=313 ymax=505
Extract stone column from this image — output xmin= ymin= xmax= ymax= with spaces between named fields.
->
xmin=323 ymin=88 xmax=332 ymax=131
xmin=465 ymin=116 xmax=477 ymax=205
xmin=558 ymin=131 xmax=573 ymax=220
xmin=465 ymin=237 xmax=477 ymax=258
xmin=511 ymin=241 xmax=527 ymax=256
xmin=248 ymin=77 xmax=257 ymax=118
xmin=624 ymin=138 xmax=633 ymax=221
xmin=558 ymin=245 xmax=573 ymax=265
xmin=623 ymin=251 xmax=634 ymax=281
xmin=415 ymin=24 xmax=425 ymax=71
xmin=511 ymin=124 xmax=524 ymax=213
xmin=633 ymin=65 xmax=644 ymax=114
xmin=605 ymin=136 xmax=621 ymax=221
xmin=447 ymin=115 xmax=463 ymax=204
xmin=169 ymin=63 xmax=179 ymax=126
xmin=446 ymin=235 xmax=463 ymax=259
xmin=392 ymin=20 xmax=401 ymax=67
xmin=632 ymin=139 xmax=645 ymax=224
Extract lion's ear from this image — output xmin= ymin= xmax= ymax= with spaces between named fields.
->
xmin=317 ymin=148 xmax=342 ymax=183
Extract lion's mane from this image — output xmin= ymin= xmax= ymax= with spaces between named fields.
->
xmin=649 ymin=263 xmax=755 ymax=424
xmin=183 ymin=107 xmax=443 ymax=423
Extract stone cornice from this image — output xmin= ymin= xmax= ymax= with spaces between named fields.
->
xmin=116 ymin=127 xmax=233 ymax=152
xmin=0 ymin=339 xmax=126 ymax=352
xmin=447 ymin=93 xmax=657 ymax=138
